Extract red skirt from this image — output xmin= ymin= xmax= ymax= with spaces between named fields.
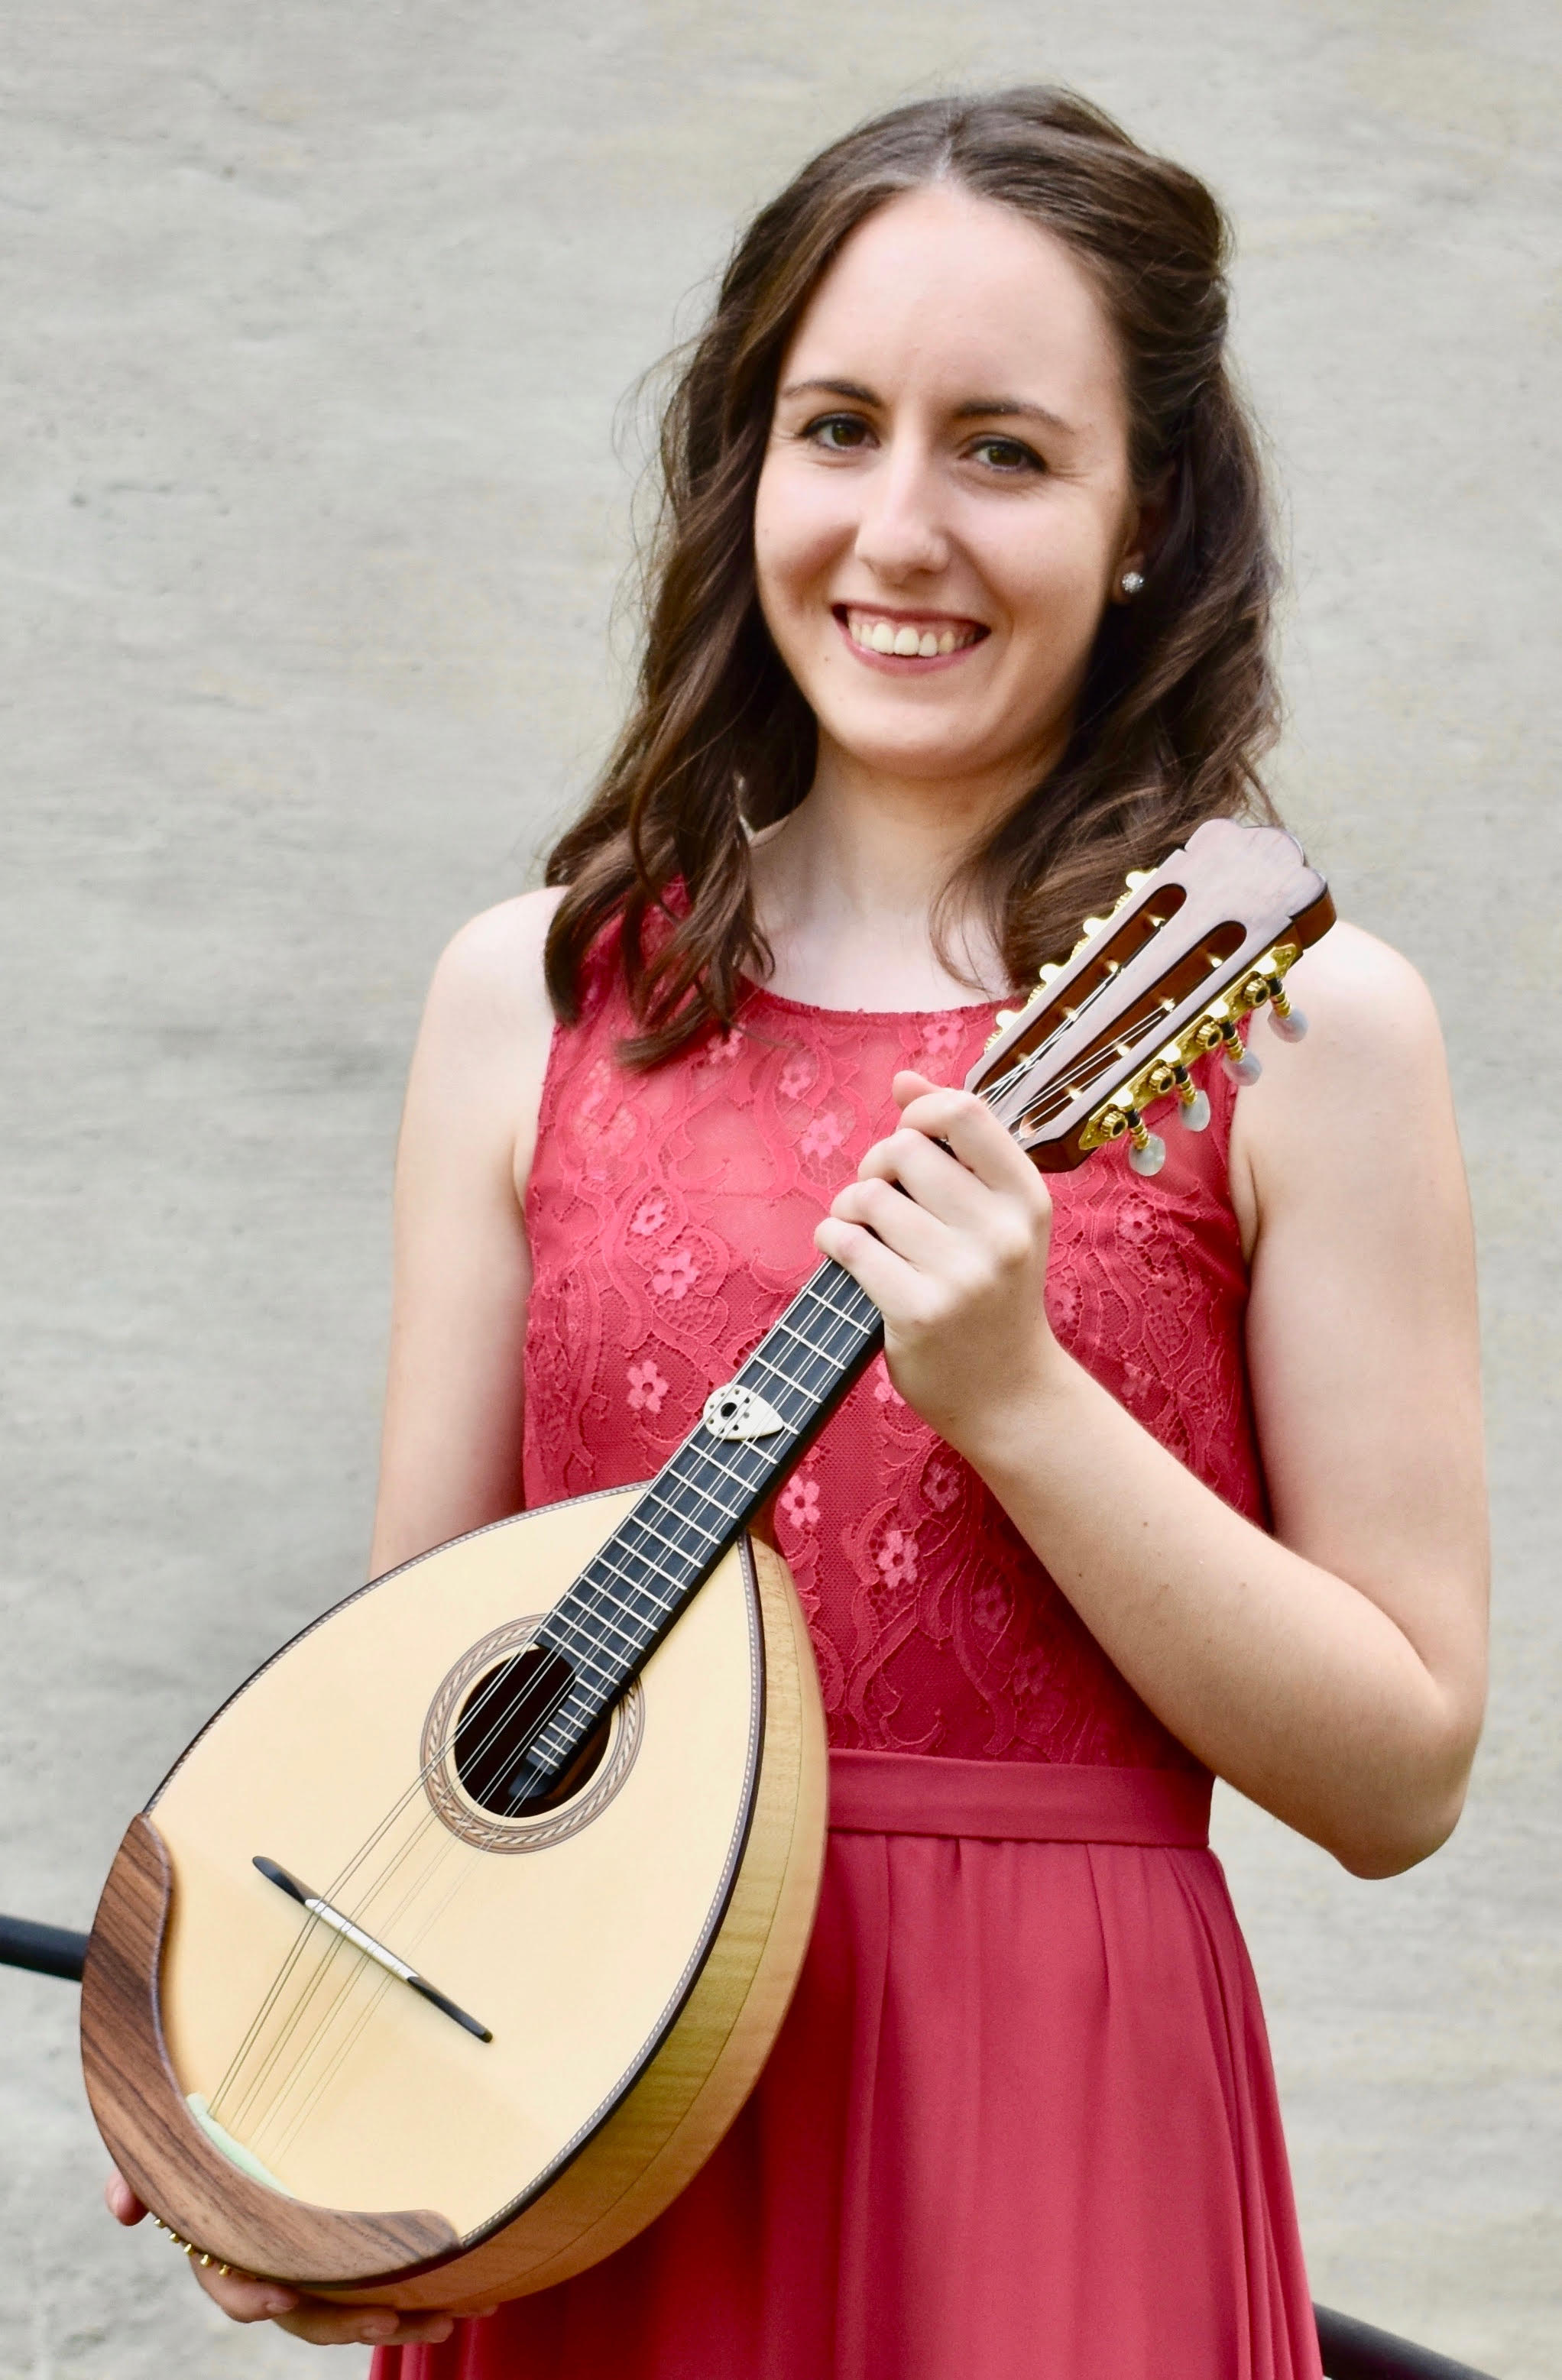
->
xmin=375 ymin=1753 xmax=1321 ymax=2380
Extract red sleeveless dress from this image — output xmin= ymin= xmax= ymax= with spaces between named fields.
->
xmin=378 ymin=958 xmax=1322 ymax=2380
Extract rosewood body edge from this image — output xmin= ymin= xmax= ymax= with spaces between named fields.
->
xmin=81 ymin=1812 xmax=459 ymax=2284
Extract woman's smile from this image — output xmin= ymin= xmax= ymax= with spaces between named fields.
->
xmin=834 ymin=603 xmax=989 ymax=668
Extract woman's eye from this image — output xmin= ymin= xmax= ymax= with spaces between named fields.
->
xmin=969 ymin=436 xmax=1044 ymax=474
xmin=804 ymin=413 xmax=872 ymax=452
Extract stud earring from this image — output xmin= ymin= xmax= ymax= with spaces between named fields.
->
xmin=1120 ymin=569 xmax=1145 ymax=598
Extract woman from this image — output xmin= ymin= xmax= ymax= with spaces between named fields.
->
xmin=109 ymin=87 xmax=1487 ymax=2377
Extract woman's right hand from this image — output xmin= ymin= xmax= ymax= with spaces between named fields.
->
xmin=105 ymin=2170 xmax=483 ymax=2350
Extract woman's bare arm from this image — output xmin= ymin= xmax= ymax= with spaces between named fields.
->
xmin=818 ymin=924 xmax=1488 ymax=1879
xmin=370 ymin=889 xmax=562 ymax=1576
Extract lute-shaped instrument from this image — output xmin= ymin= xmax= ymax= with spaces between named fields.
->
xmin=81 ymin=816 xmax=1332 ymax=2311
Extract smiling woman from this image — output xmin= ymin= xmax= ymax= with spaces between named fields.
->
xmin=753 ymin=184 xmax=1152 ymax=899
xmin=108 ymin=84 xmax=1486 ymax=2380
xmin=543 ymin=90 xmax=1279 ymax=1056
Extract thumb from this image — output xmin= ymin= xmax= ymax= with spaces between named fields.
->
xmin=891 ymin=1070 xmax=940 ymax=1109
xmin=105 ymin=2170 xmax=147 ymax=2226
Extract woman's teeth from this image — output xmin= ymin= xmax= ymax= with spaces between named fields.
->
xmin=847 ymin=614 xmax=976 ymax=659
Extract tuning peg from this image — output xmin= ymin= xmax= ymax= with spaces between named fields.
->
xmin=984 ymin=1003 xmax=1023 ymax=1051
xmin=1265 ymin=975 xmax=1308 ymax=1042
xmin=1120 ymin=1106 xmax=1166 ymax=1177
xmin=1142 ymin=1056 xmax=1211 ymax=1133
xmin=1037 ymin=961 xmax=1063 ymax=985
xmin=1217 ymin=1017 xmax=1262 ymax=1086
xmin=1081 ymin=915 xmax=1109 ymax=937
xmin=1125 ymin=869 xmax=1152 ymax=890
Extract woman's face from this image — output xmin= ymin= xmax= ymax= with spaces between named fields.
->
xmin=754 ymin=183 xmax=1146 ymax=808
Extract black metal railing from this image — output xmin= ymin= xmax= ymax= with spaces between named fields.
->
xmin=1315 ymin=2304 xmax=1496 ymax=2379
xmin=1 ymin=1909 xmax=89 ymax=1980
xmin=1 ymin=1913 xmax=1502 ymax=2375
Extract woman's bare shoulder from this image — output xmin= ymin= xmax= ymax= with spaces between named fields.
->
xmin=404 ymin=889 xmax=566 ymax=1176
xmin=1227 ymin=918 xmax=1460 ymax=1249
xmin=426 ymin=887 xmax=565 ymax=1038
xmin=1282 ymin=918 xmax=1439 ymax=1038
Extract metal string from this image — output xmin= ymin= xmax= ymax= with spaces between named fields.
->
xmin=206 ymin=903 xmax=1240 ymax=2155
xmin=209 ymin=1264 xmax=878 ymax=2138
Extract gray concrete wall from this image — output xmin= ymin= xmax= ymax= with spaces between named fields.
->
xmin=2 ymin=4 xmax=1556 ymax=2373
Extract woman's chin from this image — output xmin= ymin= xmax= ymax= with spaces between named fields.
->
xmin=819 ymin=723 xmax=1029 ymax=795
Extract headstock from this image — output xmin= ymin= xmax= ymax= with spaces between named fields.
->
xmin=965 ymin=818 xmax=1334 ymax=1176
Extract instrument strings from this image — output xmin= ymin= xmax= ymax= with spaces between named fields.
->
xmin=203 ymin=889 xmax=1283 ymax=2169
xmin=213 ymin=1045 xmax=1084 ymax=2152
xmin=208 ymin=1256 xmax=885 ymax=2152
xmin=213 ymin=1057 xmax=1044 ymax=2143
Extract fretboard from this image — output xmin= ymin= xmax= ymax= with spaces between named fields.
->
xmin=517 ymin=1259 xmax=882 ymax=1789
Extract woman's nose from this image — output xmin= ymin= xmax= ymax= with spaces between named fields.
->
xmin=853 ymin=445 xmax=950 ymax=581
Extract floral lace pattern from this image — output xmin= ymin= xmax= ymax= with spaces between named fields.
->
xmin=522 ymin=944 xmax=1266 ymax=1770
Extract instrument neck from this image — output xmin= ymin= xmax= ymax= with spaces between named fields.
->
xmin=522 ymin=1260 xmax=882 ymax=1783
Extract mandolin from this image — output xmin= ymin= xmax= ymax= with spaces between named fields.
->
xmin=80 ymin=817 xmax=1333 ymax=2312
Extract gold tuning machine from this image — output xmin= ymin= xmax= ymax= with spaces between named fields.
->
xmin=1260 ymin=970 xmax=1307 ymax=1043
xmin=1142 ymin=1056 xmax=1211 ymax=1133
xmin=1084 ymin=1101 xmax=1166 ymax=1177
xmin=1230 ymin=944 xmax=1308 ymax=1044
xmin=1078 ymin=934 xmax=1309 ymax=1161
xmin=1216 ymin=1015 xmax=1262 ymax=1086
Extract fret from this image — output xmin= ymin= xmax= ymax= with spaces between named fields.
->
xmin=558 ymin=1558 xmax=675 ymax=1647
xmin=805 ymin=1278 xmax=877 ymax=1336
xmin=765 ymin=1303 xmax=848 ymax=1360
xmin=642 ymin=1462 xmax=757 ymax=1544
xmin=543 ymin=1581 xmax=669 ymax=1679
xmin=659 ymin=1444 xmax=770 ymax=1517
xmin=510 ymin=1259 xmax=886 ymax=1798
xmin=786 ymin=1283 xmax=867 ymax=1341
xmin=553 ymin=1595 xmax=643 ymax=1663
xmin=563 ymin=1557 xmax=670 ymax=1641
xmin=549 ymin=1634 xmax=621 ymax=1698
xmin=758 ymin=1328 xmax=838 ymax=1391
xmin=624 ymin=1497 xmax=728 ymax=1557
xmin=742 ymin=1349 xmax=815 ymax=1410
xmin=591 ymin=1529 xmax=685 ymax=1596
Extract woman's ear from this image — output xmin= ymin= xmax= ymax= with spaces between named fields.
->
xmin=1112 ymin=475 xmax=1172 ymax=603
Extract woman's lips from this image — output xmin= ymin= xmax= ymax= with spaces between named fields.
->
xmin=834 ymin=605 xmax=988 ymax=667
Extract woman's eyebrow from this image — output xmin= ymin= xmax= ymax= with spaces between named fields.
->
xmin=777 ymin=377 xmax=880 ymax=406
xmin=953 ymin=395 xmax=1073 ymax=433
xmin=776 ymin=377 xmax=1071 ymax=436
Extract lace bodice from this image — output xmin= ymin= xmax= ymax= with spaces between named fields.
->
xmin=522 ymin=944 xmax=1266 ymax=1770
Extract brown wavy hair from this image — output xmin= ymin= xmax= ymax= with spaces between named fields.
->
xmin=544 ymin=86 xmax=1282 ymax=1064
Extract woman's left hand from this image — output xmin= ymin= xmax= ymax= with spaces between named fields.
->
xmin=814 ymin=1070 xmax=1059 ymax=1452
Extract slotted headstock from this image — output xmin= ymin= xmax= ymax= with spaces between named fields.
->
xmin=967 ymin=818 xmax=1334 ymax=1175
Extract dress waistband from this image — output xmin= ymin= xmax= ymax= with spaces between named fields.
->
xmin=827 ymin=1750 xmax=1212 ymax=1846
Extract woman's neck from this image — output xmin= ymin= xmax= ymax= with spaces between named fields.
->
xmin=748 ymin=756 xmax=1016 ymax=1012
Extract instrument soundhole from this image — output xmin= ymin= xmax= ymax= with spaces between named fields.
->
xmin=423 ymin=1613 xmax=642 ymax=1853
xmin=453 ymin=1651 xmax=612 ymax=1816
